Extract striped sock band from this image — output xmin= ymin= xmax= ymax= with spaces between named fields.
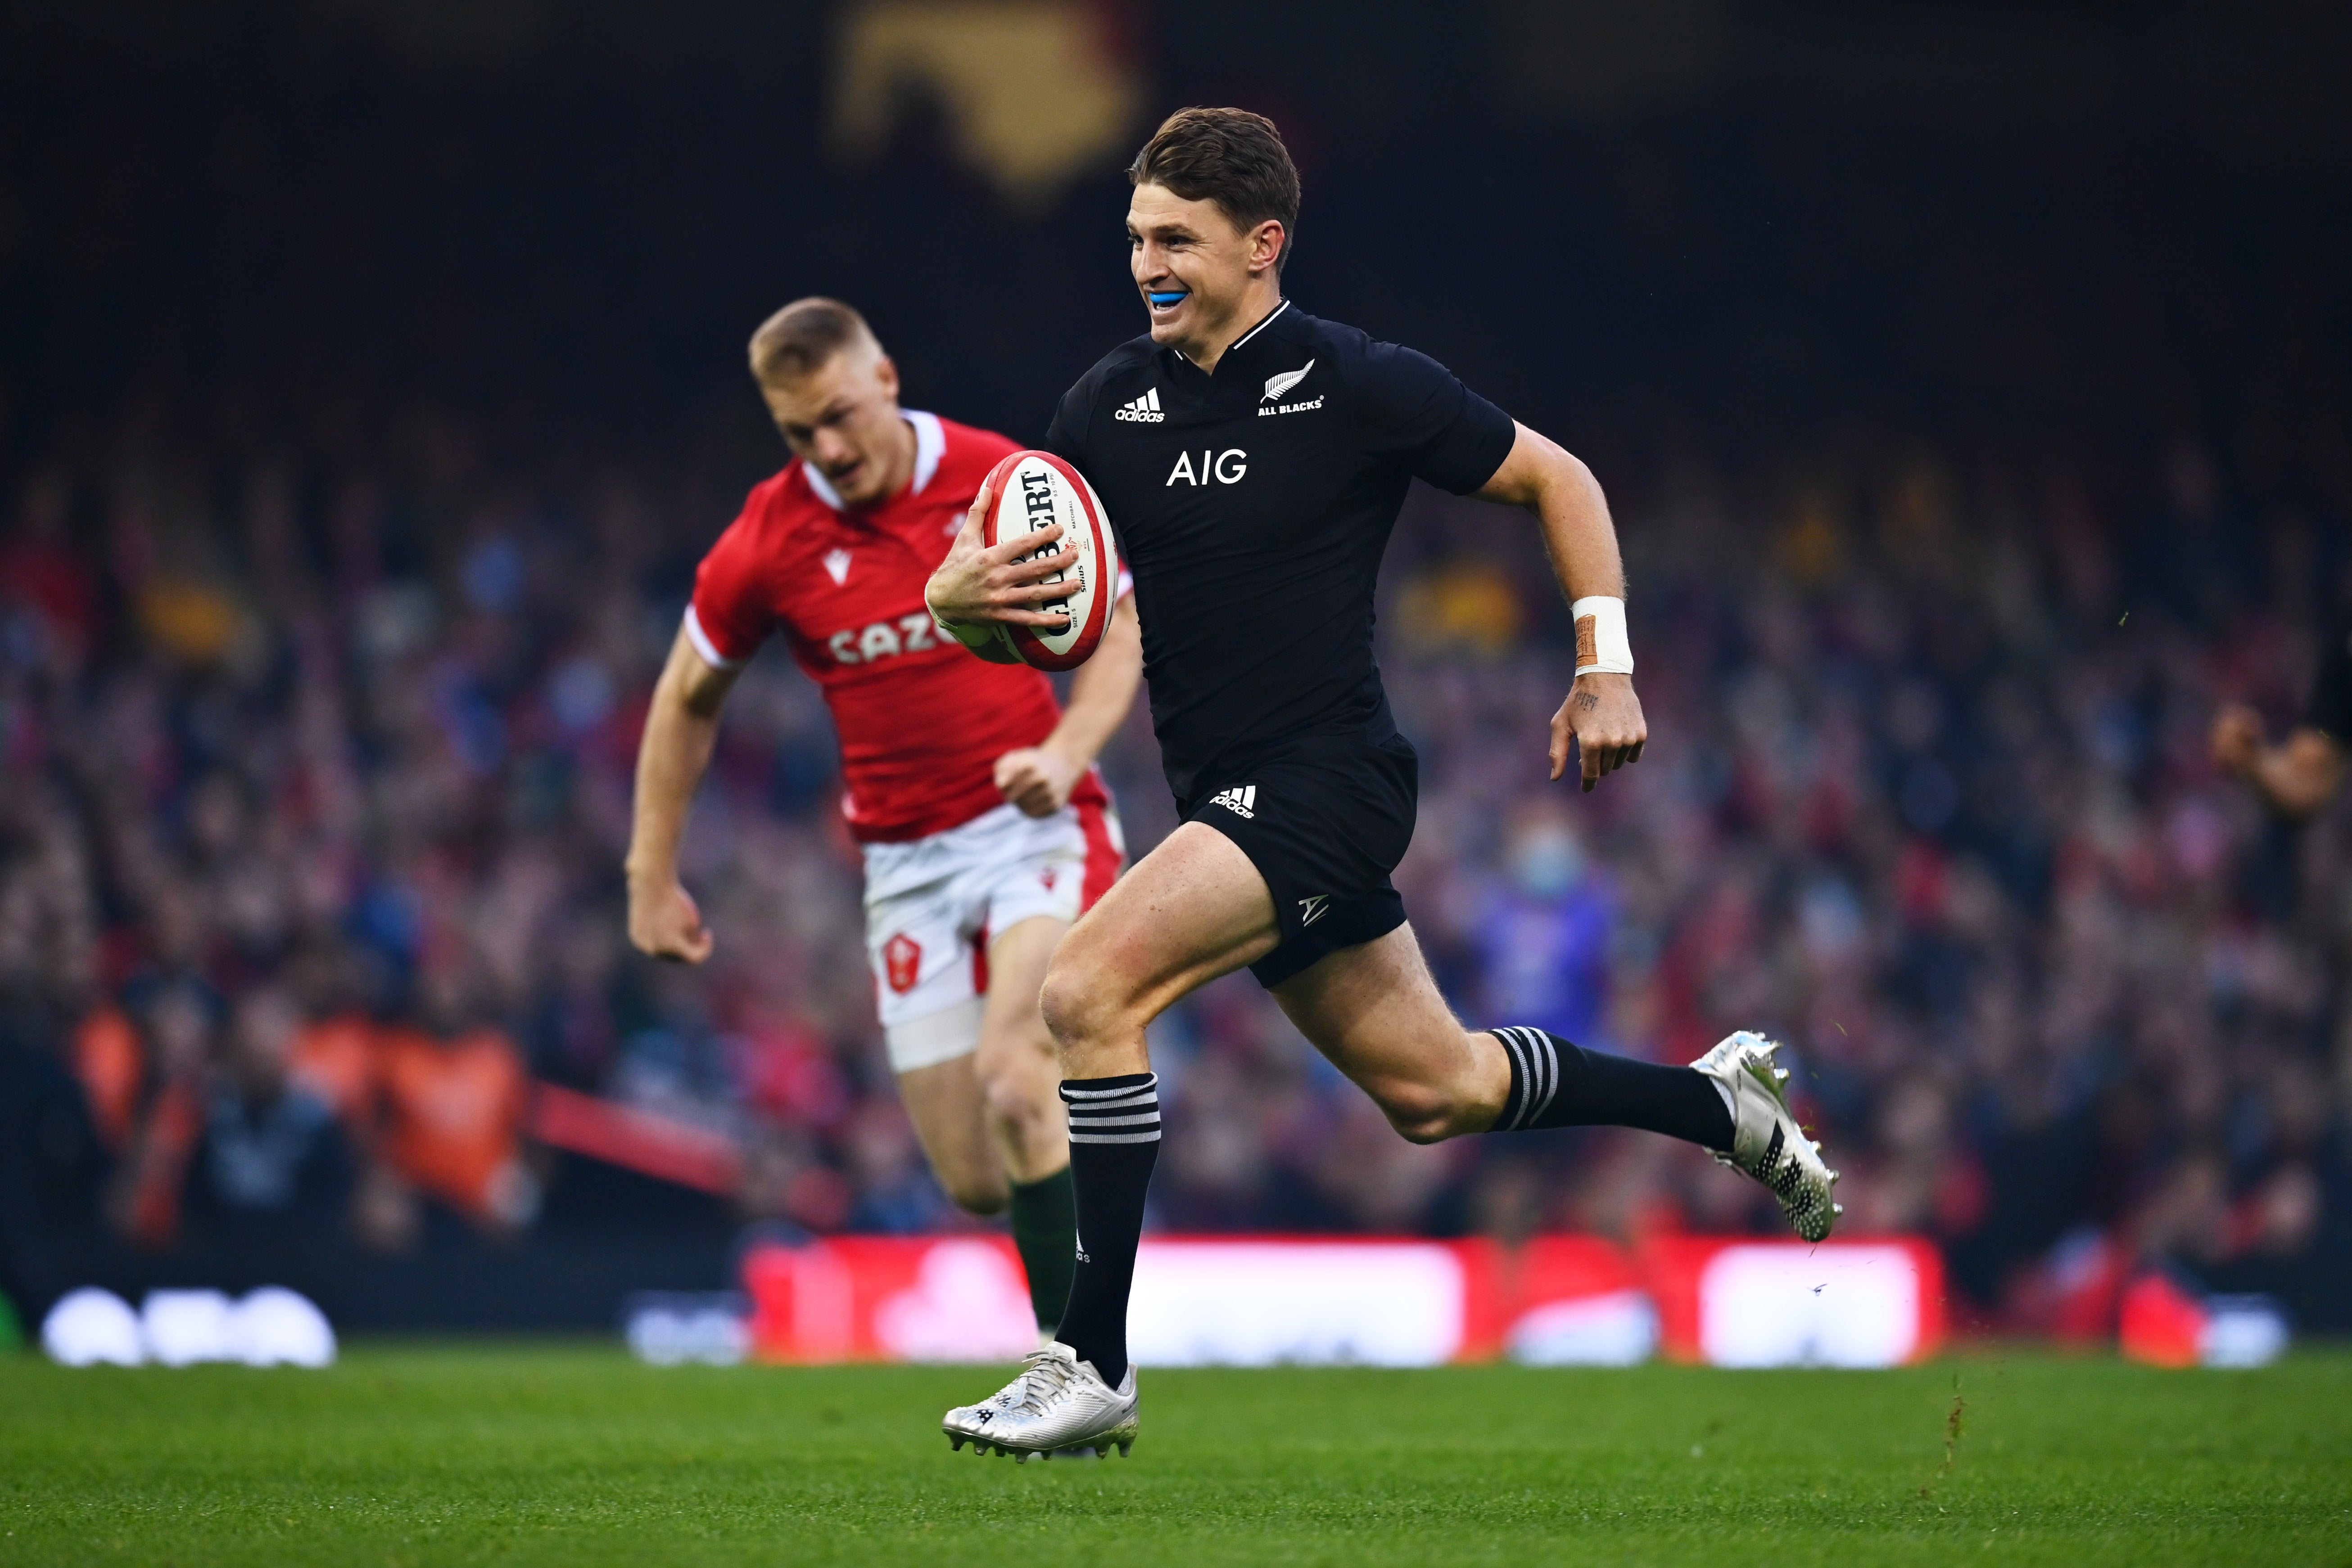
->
xmin=1061 ymin=1072 xmax=1161 ymax=1145
xmin=1487 ymin=1026 xmax=1737 ymax=1148
xmin=1490 ymin=1026 xmax=1560 ymax=1131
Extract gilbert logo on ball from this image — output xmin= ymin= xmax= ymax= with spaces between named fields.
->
xmin=975 ymin=449 xmax=1119 ymax=672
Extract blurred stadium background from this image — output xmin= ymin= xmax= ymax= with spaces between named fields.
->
xmin=2 ymin=0 xmax=2348 ymax=1351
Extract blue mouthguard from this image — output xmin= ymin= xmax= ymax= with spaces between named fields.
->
xmin=1147 ymin=290 xmax=1189 ymax=306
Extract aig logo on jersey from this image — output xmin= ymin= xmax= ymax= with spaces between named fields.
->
xmin=1114 ymin=387 xmax=1164 ymax=422
xmin=1167 ymin=449 xmax=1248 ymax=487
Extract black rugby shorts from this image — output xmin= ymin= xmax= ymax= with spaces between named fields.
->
xmin=1181 ymin=734 xmax=1418 ymax=988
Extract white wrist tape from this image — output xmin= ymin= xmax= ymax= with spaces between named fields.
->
xmin=1570 ymin=596 xmax=1633 ymax=677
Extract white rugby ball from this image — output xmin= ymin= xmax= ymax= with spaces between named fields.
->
xmin=975 ymin=449 xmax=1120 ymax=672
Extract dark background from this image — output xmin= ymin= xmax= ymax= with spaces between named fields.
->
xmin=9 ymin=1 xmax=2348 ymax=479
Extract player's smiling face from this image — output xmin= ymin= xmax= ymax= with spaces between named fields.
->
xmin=759 ymin=345 xmax=914 ymax=508
xmin=1127 ymin=183 xmax=1284 ymax=364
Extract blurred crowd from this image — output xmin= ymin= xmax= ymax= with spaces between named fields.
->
xmin=1374 ymin=452 xmax=2351 ymax=1332
xmin=3 ymin=401 xmax=2348 ymax=1333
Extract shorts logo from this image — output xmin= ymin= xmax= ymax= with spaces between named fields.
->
xmin=1207 ymin=783 xmax=1256 ymax=820
xmin=1299 ymin=894 xmax=1330 ymax=927
xmin=882 ymin=933 xmax=922 ymax=994
xmin=1114 ymin=387 xmax=1165 ymax=423
xmin=1040 ymin=867 xmax=1058 ymax=891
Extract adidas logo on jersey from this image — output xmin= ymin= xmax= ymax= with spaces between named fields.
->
xmin=1208 ymin=783 xmax=1256 ymax=819
xmin=1114 ymin=387 xmax=1165 ymax=423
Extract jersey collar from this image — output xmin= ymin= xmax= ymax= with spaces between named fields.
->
xmin=1169 ymin=299 xmax=1292 ymax=380
xmin=802 ymin=409 xmax=945 ymax=512
xmin=1227 ymin=298 xmax=1291 ymax=355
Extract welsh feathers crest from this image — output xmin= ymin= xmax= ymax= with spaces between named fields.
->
xmin=822 ymin=547 xmax=852 ymax=586
xmin=1262 ymin=360 xmax=1315 ymax=402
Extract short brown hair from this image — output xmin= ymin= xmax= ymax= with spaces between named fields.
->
xmin=1128 ymin=107 xmax=1300 ymax=271
xmin=748 ymin=297 xmax=877 ymax=384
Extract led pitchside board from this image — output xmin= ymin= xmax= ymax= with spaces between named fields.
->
xmin=737 ymin=1235 xmax=1945 ymax=1369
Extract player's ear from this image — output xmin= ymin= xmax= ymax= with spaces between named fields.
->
xmin=1249 ymin=220 xmax=1286 ymax=276
xmin=871 ymin=352 xmax=901 ymax=402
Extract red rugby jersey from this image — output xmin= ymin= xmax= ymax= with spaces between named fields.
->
xmin=687 ymin=411 xmax=1107 ymax=843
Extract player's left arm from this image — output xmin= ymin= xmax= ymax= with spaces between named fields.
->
xmin=995 ymin=592 xmax=1143 ymax=817
xmin=1474 ymin=421 xmax=1647 ymax=792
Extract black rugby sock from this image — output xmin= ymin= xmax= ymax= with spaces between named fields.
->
xmin=1008 ymin=1166 xmax=1077 ymax=1335
xmin=1051 ymin=1072 xmax=1160 ymax=1388
xmin=1489 ymin=1027 xmax=1734 ymax=1149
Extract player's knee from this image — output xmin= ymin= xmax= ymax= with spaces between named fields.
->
xmin=1370 ymin=1080 xmax=1471 ymax=1145
xmin=1037 ymin=955 xmax=1119 ymax=1053
xmin=1036 ymin=963 xmax=1084 ymax=1047
xmin=977 ymin=1057 xmax=1054 ymax=1138
xmin=939 ymin=1162 xmax=1010 ymax=1216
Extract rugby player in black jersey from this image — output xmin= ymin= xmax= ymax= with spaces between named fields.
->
xmin=925 ymin=107 xmax=1838 ymax=1460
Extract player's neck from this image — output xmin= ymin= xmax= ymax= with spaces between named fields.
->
xmin=1177 ymin=283 xmax=1285 ymax=375
xmin=884 ymin=414 xmax=922 ymax=501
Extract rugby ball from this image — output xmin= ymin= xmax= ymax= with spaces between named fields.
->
xmin=974 ymin=449 xmax=1120 ymax=672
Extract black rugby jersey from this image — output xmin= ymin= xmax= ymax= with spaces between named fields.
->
xmin=1045 ymin=302 xmax=1516 ymax=802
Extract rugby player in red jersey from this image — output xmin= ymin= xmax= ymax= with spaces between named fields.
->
xmin=625 ymin=298 xmax=1141 ymax=1340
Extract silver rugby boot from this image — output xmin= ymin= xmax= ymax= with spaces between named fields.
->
xmin=936 ymin=1332 xmax=1063 ymax=1432
xmin=1690 ymin=1030 xmax=1842 ymax=1243
xmin=943 ymin=1341 xmax=1138 ymax=1462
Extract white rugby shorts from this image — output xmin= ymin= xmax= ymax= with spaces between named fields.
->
xmin=864 ymin=793 xmax=1122 ymax=1074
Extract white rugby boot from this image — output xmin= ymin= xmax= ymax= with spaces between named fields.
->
xmin=936 ymin=1336 xmax=1063 ymax=1432
xmin=942 ymin=1342 xmax=1138 ymax=1462
xmin=1690 ymin=1030 xmax=1841 ymax=1243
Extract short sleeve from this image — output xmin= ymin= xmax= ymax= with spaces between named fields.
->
xmin=1354 ymin=341 xmax=1518 ymax=496
xmin=2306 ymin=618 xmax=2352 ymax=742
xmin=1043 ymin=378 xmax=1094 ymax=469
xmin=685 ymin=491 xmax=777 ymax=669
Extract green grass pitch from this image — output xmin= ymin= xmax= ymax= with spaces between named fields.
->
xmin=2 ymin=1345 xmax=2347 ymax=1566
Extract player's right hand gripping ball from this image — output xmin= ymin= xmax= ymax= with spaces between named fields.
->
xmin=971 ymin=450 xmax=1120 ymax=672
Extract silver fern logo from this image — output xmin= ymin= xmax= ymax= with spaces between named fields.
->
xmin=1262 ymin=360 xmax=1315 ymax=401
